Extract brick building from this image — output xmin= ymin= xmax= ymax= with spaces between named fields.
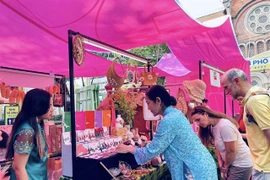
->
xmin=230 ymin=0 xmax=270 ymax=58
xmin=229 ymin=0 xmax=270 ymax=89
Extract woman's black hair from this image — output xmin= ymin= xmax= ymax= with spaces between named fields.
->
xmin=146 ymin=85 xmax=171 ymax=107
xmin=6 ymin=89 xmax=51 ymax=159
xmin=0 ymin=130 xmax=9 ymax=148
xmin=170 ymin=96 xmax=177 ymax=106
xmin=202 ymin=98 xmax=208 ymax=103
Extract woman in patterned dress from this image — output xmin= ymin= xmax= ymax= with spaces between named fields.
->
xmin=116 ymin=85 xmax=217 ymax=180
xmin=6 ymin=89 xmax=53 ymax=180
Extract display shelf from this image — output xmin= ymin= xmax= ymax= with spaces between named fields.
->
xmin=74 ymin=153 xmax=137 ymax=180
xmin=60 ymin=162 xmax=171 ymax=180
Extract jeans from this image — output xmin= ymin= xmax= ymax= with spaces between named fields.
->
xmin=252 ymin=169 xmax=270 ymax=180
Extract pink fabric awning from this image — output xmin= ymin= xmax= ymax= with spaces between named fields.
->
xmin=0 ymin=0 xmax=248 ymax=115
xmin=0 ymin=0 xmax=248 ymax=78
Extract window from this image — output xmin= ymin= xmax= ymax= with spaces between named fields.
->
xmin=248 ymin=43 xmax=255 ymax=57
xmin=239 ymin=45 xmax=245 ymax=56
xmin=246 ymin=5 xmax=270 ymax=34
xmin=257 ymin=41 xmax=264 ymax=54
xmin=267 ymin=40 xmax=270 ymax=51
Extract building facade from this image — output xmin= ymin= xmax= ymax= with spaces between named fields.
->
xmin=230 ymin=0 xmax=270 ymax=58
xmin=229 ymin=0 xmax=270 ymax=89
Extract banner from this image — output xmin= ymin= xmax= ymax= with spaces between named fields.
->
xmin=250 ymin=56 xmax=270 ymax=71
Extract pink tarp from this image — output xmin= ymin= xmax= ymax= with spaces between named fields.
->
xmin=0 ymin=0 xmax=248 ymax=113
xmin=0 ymin=0 xmax=248 ymax=77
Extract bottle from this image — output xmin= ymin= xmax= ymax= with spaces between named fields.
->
xmin=116 ymin=115 xmax=124 ymax=130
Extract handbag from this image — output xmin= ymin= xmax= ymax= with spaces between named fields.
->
xmin=53 ymin=93 xmax=64 ymax=107
xmin=106 ymin=57 xmax=125 ymax=89
xmin=141 ymin=64 xmax=158 ymax=86
xmin=176 ymin=88 xmax=188 ymax=115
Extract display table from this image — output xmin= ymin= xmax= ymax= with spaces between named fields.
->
xmin=117 ymin=163 xmax=171 ymax=180
xmin=60 ymin=154 xmax=171 ymax=180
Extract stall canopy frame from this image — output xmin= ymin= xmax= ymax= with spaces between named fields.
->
xmin=199 ymin=60 xmax=234 ymax=116
xmin=67 ymin=30 xmax=150 ymax=179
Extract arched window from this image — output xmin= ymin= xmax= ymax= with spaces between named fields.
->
xmin=267 ymin=40 xmax=270 ymax=51
xmin=248 ymin=43 xmax=255 ymax=57
xmin=239 ymin=45 xmax=245 ymax=56
xmin=257 ymin=41 xmax=264 ymax=54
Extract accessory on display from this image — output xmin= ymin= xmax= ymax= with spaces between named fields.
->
xmin=183 ymin=79 xmax=206 ymax=103
xmin=125 ymin=63 xmax=135 ymax=83
xmin=106 ymin=57 xmax=125 ymax=88
xmin=176 ymin=88 xmax=188 ymax=115
xmin=53 ymin=93 xmax=64 ymax=107
xmin=141 ymin=64 xmax=158 ymax=86
xmin=72 ymin=35 xmax=85 ymax=66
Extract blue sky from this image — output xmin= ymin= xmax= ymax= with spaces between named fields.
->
xmin=176 ymin=0 xmax=225 ymax=18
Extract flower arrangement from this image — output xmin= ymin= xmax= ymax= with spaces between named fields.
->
xmin=110 ymin=89 xmax=138 ymax=125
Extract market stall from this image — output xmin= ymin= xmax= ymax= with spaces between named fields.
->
xmin=58 ymin=30 xmax=174 ymax=180
xmin=0 ymin=70 xmax=66 ymax=180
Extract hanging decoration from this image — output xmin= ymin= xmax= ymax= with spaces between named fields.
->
xmin=141 ymin=64 xmax=158 ymax=86
xmin=176 ymin=88 xmax=188 ymax=115
xmin=73 ymin=35 xmax=85 ymax=66
xmin=106 ymin=58 xmax=125 ymax=89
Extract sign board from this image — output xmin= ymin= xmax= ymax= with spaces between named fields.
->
xmin=4 ymin=106 xmax=19 ymax=125
xmin=210 ymin=69 xmax=220 ymax=87
xmin=250 ymin=56 xmax=270 ymax=71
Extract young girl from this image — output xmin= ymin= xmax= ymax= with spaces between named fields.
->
xmin=6 ymin=89 xmax=53 ymax=180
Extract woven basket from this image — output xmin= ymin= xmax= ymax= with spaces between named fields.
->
xmin=106 ymin=61 xmax=124 ymax=88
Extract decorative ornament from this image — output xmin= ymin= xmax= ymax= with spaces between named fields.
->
xmin=73 ymin=35 xmax=85 ymax=66
xmin=176 ymin=88 xmax=188 ymax=115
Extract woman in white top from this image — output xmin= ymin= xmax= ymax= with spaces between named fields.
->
xmin=191 ymin=106 xmax=253 ymax=180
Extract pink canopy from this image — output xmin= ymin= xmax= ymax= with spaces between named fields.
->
xmin=0 ymin=0 xmax=248 ymax=77
xmin=0 ymin=0 xmax=248 ymax=114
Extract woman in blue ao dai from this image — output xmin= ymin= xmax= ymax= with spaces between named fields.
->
xmin=116 ymin=85 xmax=217 ymax=180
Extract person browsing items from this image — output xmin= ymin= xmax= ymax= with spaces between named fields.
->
xmin=116 ymin=85 xmax=217 ymax=180
xmin=6 ymin=89 xmax=53 ymax=180
xmin=191 ymin=106 xmax=253 ymax=180
xmin=221 ymin=68 xmax=270 ymax=180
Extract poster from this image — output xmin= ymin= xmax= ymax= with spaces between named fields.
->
xmin=210 ymin=69 xmax=220 ymax=87
xmin=4 ymin=106 xmax=19 ymax=125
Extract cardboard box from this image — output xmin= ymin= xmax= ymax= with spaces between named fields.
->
xmin=47 ymin=157 xmax=62 ymax=171
xmin=56 ymin=125 xmax=62 ymax=136
xmin=49 ymin=125 xmax=57 ymax=136
xmin=50 ymin=135 xmax=62 ymax=153
xmin=44 ymin=121 xmax=55 ymax=136
xmin=75 ymin=112 xmax=86 ymax=130
xmin=47 ymin=135 xmax=52 ymax=153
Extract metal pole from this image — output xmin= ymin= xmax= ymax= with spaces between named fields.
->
xmin=68 ymin=30 xmax=77 ymax=179
xmin=147 ymin=61 xmax=153 ymax=140
xmin=199 ymin=60 xmax=202 ymax=80
xmin=73 ymin=31 xmax=147 ymax=64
